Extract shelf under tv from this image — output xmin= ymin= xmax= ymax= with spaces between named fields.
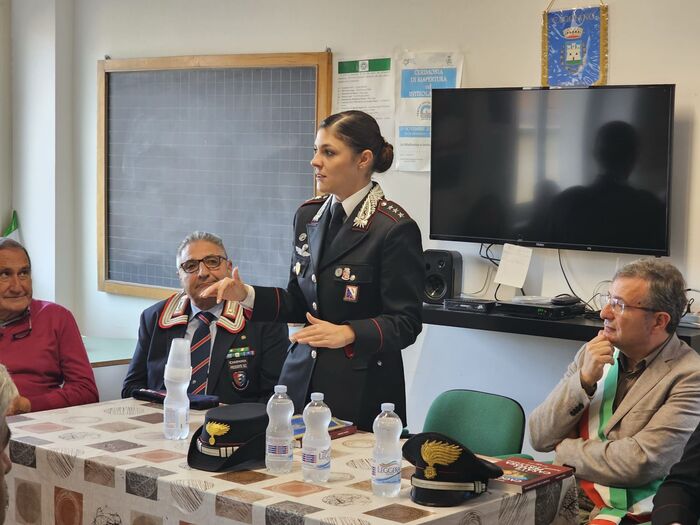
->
xmin=422 ymin=303 xmax=700 ymax=351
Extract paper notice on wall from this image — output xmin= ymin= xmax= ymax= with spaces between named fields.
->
xmin=494 ymin=244 xmax=533 ymax=289
xmin=395 ymin=51 xmax=463 ymax=172
xmin=334 ymin=56 xmax=395 ymax=146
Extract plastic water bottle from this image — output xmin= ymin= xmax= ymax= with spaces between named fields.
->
xmin=163 ymin=338 xmax=191 ymax=440
xmin=266 ymin=385 xmax=295 ymax=473
xmin=372 ymin=402 xmax=403 ymax=497
xmin=301 ymin=392 xmax=332 ymax=482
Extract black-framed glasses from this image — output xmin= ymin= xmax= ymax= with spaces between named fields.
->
xmin=0 ymin=316 xmax=32 ymax=341
xmin=600 ymin=294 xmax=657 ymax=315
xmin=179 ymin=255 xmax=227 ymax=274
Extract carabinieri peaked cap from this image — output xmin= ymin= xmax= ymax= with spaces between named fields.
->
xmin=402 ymin=432 xmax=504 ymax=506
xmin=188 ymin=403 xmax=268 ymax=472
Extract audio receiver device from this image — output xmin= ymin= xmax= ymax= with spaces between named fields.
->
xmin=444 ymin=297 xmax=496 ymax=313
xmin=495 ymin=301 xmax=585 ymax=320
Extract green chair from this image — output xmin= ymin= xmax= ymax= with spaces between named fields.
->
xmin=422 ymin=389 xmax=529 ymax=458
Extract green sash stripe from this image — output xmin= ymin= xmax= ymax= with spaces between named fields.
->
xmin=599 ymin=352 xmax=629 ymax=511
xmin=590 ymin=348 xmax=661 ymax=515
xmin=598 ymin=507 xmax=628 ymax=520
xmin=627 ymin=480 xmax=662 ymax=506
xmin=608 ymin=486 xmax=628 ymax=515
xmin=598 ymin=349 xmax=620 ymax=440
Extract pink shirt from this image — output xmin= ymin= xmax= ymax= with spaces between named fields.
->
xmin=0 ymin=299 xmax=98 ymax=411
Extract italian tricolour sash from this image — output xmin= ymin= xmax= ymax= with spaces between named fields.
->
xmin=577 ymin=348 xmax=662 ymax=525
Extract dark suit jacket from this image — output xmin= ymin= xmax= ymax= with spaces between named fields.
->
xmin=652 ymin=420 xmax=700 ymax=525
xmin=251 ymin=183 xmax=424 ymax=430
xmin=121 ymin=291 xmax=289 ymax=404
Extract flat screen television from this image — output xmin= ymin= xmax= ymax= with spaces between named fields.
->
xmin=430 ymin=85 xmax=674 ymax=256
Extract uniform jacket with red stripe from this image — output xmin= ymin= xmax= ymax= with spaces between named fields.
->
xmin=121 ymin=292 xmax=289 ymax=404
xmin=250 ymin=182 xmax=424 ymax=430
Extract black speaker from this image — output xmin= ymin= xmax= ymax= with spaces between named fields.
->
xmin=423 ymin=250 xmax=462 ymax=304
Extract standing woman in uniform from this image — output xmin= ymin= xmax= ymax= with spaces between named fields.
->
xmin=202 ymin=110 xmax=424 ymax=430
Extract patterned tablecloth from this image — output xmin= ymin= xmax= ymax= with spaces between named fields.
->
xmin=6 ymin=398 xmax=578 ymax=525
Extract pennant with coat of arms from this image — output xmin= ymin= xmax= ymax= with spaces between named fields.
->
xmin=542 ymin=1 xmax=608 ymax=86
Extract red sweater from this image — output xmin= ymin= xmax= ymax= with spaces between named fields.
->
xmin=0 ymin=299 xmax=99 ymax=411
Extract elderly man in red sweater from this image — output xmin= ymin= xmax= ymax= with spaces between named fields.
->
xmin=0 ymin=238 xmax=98 ymax=413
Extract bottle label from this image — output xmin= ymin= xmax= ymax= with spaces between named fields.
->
xmin=372 ymin=460 xmax=401 ymax=484
xmin=302 ymin=446 xmax=331 ymax=470
xmin=266 ymin=437 xmax=293 ymax=460
xmin=164 ymin=407 xmax=188 ymax=427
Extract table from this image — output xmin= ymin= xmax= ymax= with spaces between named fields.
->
xmin=7 ymin=399 xmax=578 ymax=525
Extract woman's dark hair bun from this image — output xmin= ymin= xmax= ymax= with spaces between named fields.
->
xmin=319 ymin=110 xmax=394 ymax=174
xmin=373 ymin=141 xmax=394 ymax=173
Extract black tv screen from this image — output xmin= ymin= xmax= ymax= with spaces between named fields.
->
xmin=430 ymin=85 xmax=674 ymax=256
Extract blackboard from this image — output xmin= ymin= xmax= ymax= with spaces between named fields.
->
xmin=97 ymin=53 xmax=332 ymax=299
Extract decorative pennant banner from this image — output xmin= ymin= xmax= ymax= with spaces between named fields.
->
xmin=542 ymin=2 xmax=608 ymax=86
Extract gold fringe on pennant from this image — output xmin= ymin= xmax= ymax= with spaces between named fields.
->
xmin=541 ymin=3 xmax=609 ymax=87
xmin=541 ymin=11 xmax=549 ymax=86
xmin=595 ymin=4 xmax=609 ymax=86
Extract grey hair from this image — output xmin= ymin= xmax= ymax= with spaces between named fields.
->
xmin=0 ymin=237 xmax=31 ymax=268
xmin=614 ymin=258 xmax=687 ymax=333
xmin=176 ymin=231 xmax=228 ymax=266
xmin=0 ymin=365 xmax=18 ymax=415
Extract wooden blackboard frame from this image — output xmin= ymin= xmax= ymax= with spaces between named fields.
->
xmin=97 ymin=52 xmax=332 ymax=299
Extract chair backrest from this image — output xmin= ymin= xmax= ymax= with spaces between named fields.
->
xmin=422 ymin=389 xmax=526 ymax=457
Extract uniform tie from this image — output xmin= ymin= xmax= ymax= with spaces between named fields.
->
xmin=324 ymin=202 xmax=346 ymax=251
xmin=188 ymin=311 xmax=217 ymax=395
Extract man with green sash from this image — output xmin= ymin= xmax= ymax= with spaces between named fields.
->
xmin=530 ymin=259 xmax=700 ymax=525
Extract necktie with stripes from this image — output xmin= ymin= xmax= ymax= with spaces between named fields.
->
xmin=188 ymin=311 xmax=217 ymax=395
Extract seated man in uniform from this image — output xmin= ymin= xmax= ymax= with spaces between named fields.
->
xmin=0 ymin=238 xmax=98 ymax=413
xmin=529 ymin=259 xmax=700 ymax=524
xmin=122 ymin=231 xmax=289 ymax=404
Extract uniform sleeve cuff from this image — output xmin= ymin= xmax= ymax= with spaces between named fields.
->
xmin=239 ymin=284 xmax=256 ymax=310
xmin=343 ymin=344 xmax=355 ymax=359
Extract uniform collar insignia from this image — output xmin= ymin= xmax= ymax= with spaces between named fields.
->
xmin=158 ymin=291 xmax=190 ymax=328
xmin=310 ymin=183 xmax=385 ymax=229
xmin=158 ymin=290 xmax=245 ymax=333
xmin=217 ymin=299 xmax=245 ymax=334
xmin=353 ymin=183 xmax=385 ymax=229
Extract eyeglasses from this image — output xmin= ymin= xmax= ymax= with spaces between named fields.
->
xmin=179 ymin=255 xmax=227 ymax=274
xmin=600 ymin=294 xmax=658 ymax=315
xmin=0 ymin=316 xmax=31 ymax=341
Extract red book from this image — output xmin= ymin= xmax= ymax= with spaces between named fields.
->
xmin=489 ymin=458 xmax=573 ymax=493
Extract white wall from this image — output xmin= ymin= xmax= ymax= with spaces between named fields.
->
xmin=8 ymin=0 xmax=700 ymax=457
xmin=0 ymin=0 xmax=11 ymax=220
xmin=11 ymin=0 xmax=57 ymax=300
xmin=55 ymin=0 xmax=75 ymax=307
